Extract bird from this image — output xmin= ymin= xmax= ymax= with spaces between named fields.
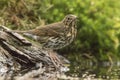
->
xmin=14 ymin=14 xmax=77 ymax=49
xmin=13 ymin=14 xmax=77 ymax=68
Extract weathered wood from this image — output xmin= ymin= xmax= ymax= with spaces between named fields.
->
xmin=0 ymin=31 xmax=52 ymax=65
xmin=0 ymin=25 xmax=69 ymax=80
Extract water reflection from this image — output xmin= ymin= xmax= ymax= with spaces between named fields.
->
xmin=68 ymin=60 xmax=120 ymax=79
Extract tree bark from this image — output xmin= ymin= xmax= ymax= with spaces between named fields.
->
xmin=0 ymin=25 xmax=69 ymax=80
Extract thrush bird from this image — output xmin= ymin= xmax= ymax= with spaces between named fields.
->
xmin=13 ymin=14 xmax=77 ymax=68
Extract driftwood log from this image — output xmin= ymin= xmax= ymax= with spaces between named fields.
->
xmin=0 ymin=25 xmax=69 ymax=80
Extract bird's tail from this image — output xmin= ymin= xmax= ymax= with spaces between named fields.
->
xmin=11 ymin=30 xmax=39 ymax=40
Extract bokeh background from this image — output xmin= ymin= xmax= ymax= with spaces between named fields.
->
xmin=0 ymin=0 xmax=120 ymax=76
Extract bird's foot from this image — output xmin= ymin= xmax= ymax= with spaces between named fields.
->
xmin=48 ymin=50 xmax=63 ymax=69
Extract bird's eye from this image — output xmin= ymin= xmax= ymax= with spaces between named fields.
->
xmin=68 ymin=18 xmax=70 ymax=20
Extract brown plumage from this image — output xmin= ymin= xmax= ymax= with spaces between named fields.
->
xmin=14 ymin=14 xmax=77 ymax=50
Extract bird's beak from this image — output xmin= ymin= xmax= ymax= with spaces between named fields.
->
xmin=73 ymin=16 xmax=78 ymax=21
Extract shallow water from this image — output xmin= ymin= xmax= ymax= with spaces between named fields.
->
xmin=67 ymin=61 xmax=120 ymax=79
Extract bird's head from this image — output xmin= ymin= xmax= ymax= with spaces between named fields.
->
xmin=62 ymin=14 xmax=77 ymax=27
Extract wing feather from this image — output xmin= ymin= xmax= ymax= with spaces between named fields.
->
xmin=28 ymin=22 xmax=65 ymax=37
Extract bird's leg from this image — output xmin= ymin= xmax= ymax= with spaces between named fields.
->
xmin=48 ymin=49 xmax=63 ymax=68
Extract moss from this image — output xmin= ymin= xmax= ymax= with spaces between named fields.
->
xmin=0 ymin=0 xmax=120 ymax=61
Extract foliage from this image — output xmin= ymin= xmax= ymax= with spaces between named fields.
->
xmin=0 ymin=0 xmax=120 ymax=61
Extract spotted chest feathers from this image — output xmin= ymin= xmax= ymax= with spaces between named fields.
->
xmin=43 ymin=23 xmax=77 ymax=50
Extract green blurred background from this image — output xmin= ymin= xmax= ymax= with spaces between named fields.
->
xmin=0 ymin=0 xmax=120 ymax=64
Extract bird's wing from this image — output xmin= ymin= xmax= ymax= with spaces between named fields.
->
xmin=28 ymin=22 xmax=66 ymax=37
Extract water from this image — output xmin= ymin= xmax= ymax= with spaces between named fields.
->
xmin=67 ymin=61 xmax=120 ymax=79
